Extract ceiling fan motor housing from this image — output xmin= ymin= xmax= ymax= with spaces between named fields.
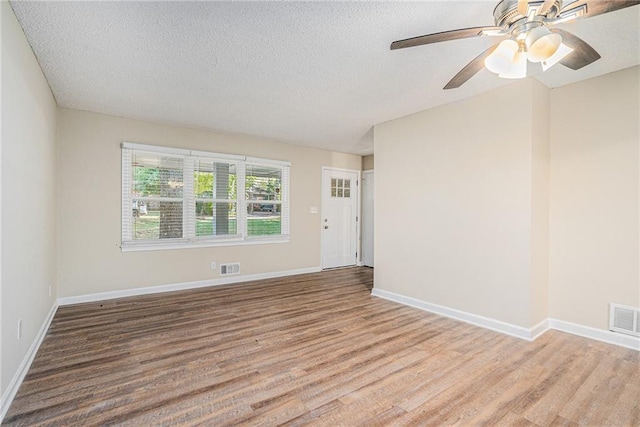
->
xmin=493 ymin=0 xmax=563 ymax=27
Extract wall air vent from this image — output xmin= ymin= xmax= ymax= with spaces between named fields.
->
xmin=220 ymin=263 xmax=240 ymax=276
xmin=609 ymin=303 xmax=640 ymax=337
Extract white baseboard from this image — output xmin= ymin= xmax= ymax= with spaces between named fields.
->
xmin=1 ymin=302 xmax=58 ymax=423
xmin=529 ymin=318 xmax=550 ymax=340
xmin=371 ymin=288 xmax=639 ymax=351
xmin=371 ymin=288 xmax=540 ymax=341
xmin=549 ymin=318 xmax=640 ymax=351
xmin=58 ymin=266 xmax=322 ymax=306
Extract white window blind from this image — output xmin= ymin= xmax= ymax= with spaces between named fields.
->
xmin=245 ymin=164 xmax=284 ymax=238
xmin=121 ymin=143 xmax=290 ymax=251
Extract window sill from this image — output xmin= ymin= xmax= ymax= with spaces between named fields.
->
xmin=121 ymin=236 xmax=290 ymax=252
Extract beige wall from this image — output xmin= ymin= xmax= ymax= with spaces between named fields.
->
xmin=57 ymin=108 xmax=360 ymax=298
xmin=362 ymin=155 xmax=374 ymax=170
xmin=1 ymin=2 xmax=58 ymax=395
xmin=549 ymin=66 xmax=640 ymax=329
xmin=374 ymin=80 xmax=543 ymax=328
xmin=530 ymin=80 xmax=550 ymax=325
xmin=374 ymin=67 xmax=639 ymax=333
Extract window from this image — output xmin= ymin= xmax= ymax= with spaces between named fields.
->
xmin=122 ymin=143 xmax=290 ymax=251
xmin=246 ymin=165 xmax=283 ymax=236
xmin=194 ymin=159 xmax=238 ymax=238
xmin=130 ymin=151 xmax=184 ymax=240
xmin=331 ymin=177 xmax=351 ymax=198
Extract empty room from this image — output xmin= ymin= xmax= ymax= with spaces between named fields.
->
xmin=1 ymin=0 xmax=639 ymax=425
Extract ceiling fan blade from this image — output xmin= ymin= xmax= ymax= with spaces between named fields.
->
xmin=550 ymin=28 xmax=601 ymax=69
xmin=444 ymin=44 xmax=499 ymax=90
xmin=390 ymin=26 xmax=503 ymax=50
xmin=558 ymin=0 xmax=640 ymax=20
xmin=518 ymin=0 xmax=529 ymax=16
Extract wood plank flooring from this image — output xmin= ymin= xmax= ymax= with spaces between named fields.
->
xmin=4 ymin=267 xmax=639 ymax=426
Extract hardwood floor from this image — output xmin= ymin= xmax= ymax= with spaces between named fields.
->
xmin=4 ymin=267 xmax=639 ymax=426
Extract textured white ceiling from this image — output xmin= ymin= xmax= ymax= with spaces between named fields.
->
xmin=10 ymin=1 xmax=640 ymax=155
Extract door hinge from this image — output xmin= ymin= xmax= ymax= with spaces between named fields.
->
xmin=356 ymin=252 xmax=358 ymax=258
xmin=356 ymin=215 xmax=358 ymax=222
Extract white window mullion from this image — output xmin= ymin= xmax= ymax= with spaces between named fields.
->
xmin=236 ymin=162 xmax=246 ymax=237
xmin=121 ymin=147 xmax=133 ymax=243
xmin=281 ymin=165 xmax=290 ymax=236
xmin=183 ymin=155 xmax=195 ymax=240
xmin=211 ymin=162 xmax=217 ymax=236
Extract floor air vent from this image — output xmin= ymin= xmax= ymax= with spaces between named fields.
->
xmin=609 ymin=303 xmax=640 ymax=337
xmin=220 ymin=263 xmax=240 ymax=275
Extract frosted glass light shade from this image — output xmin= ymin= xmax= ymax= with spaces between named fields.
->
xmin=499 ymin=51 xmax=527 ymax=79
xmin=526 ymin=26 xmax=562 ymax=62
xmin=541 ymin=43 xmax=574 ymax=71
xmin=484 ymin=39 xmax=519 ymax=74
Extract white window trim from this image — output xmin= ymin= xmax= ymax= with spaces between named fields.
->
xmin=121 ymin=142 xmax=290 ymax=252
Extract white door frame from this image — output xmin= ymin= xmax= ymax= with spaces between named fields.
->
xmin=321 ymin=166 xmax=361 ymax=269
xmin=361 ymin=169 xmax=374 ymax=267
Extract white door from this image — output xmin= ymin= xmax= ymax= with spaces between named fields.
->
xmin=361 ymin=170 xmax=374 ymax=267
xmin=322 ymin=168 xmax=359 ymax=269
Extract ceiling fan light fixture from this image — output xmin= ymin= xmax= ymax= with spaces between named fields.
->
xmin=499 ymin=51 xmax=528 ymax=79
xmin=526 ymin=26 xmax=562 ymax=62
xmin=484 ymin=39 xmax=519 ymax=74
xmin=391 ymin=0 xmax=636 ymax=89
xmin=541 ymin=42 xmax=574 ymax=71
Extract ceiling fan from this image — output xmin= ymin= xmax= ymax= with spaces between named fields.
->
xmin=391 ymin=0 xmax=640 ymax=89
